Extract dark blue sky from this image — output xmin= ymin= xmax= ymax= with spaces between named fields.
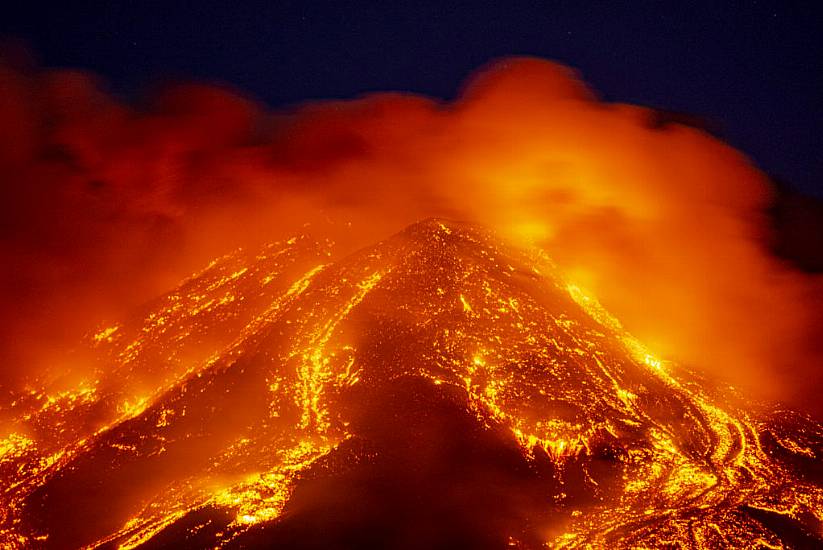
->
xmin=3 ymin=1 xmax=822 ymax=195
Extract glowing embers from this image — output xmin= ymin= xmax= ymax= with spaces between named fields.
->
xmin=511 ymin=426 xmax=588 ymax=460
xmin=294 ymin=270 xmax=384 ymax=432
xmin=92 ymin=324 xmax=120 ymax=345
xmin=0 ymin=220 xmax=820 ymax=548
xmin=459 ymin=293 xmax=474 ymax=314
xmin=115 ymin=511 xmax=187 ymax=550
xmin=116 ymin=395 xmax=150 ymax=419
xmin=662 ymin=462 xmax=718 ymax=500
xmin=212 ymin=438 xmax=338 ymax=527
xmin=0 ymin=432 xmax=34 ymax=461
xmin=460 ymin=350 xmax=588 ymax=462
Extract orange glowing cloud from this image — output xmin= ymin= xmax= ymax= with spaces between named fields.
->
xmin=0 ymin=53 xmax=820 ymax=414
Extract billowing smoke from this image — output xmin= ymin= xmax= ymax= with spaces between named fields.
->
xmin=1 ymin=53 xmax=821 ymax=414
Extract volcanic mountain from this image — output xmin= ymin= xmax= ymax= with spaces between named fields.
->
xmin=1 ymin=219 xmax=821 ymax=549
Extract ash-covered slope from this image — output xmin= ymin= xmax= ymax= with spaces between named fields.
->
xmin=1 ymin=219 xmax=820 ymax=549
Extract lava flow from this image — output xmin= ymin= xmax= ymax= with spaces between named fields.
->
xmin=0 ymin=219 xmax=820 ymax=549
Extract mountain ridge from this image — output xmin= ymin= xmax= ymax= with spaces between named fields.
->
xmin=1 ymin=218 xmax=820 ymax=549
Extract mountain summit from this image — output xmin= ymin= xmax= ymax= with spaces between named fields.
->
xmin=1 ymin=219 xmax=820 ymax=549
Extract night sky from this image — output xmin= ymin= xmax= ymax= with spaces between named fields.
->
xmin=3 ymin=1 xmax=822 ymax=196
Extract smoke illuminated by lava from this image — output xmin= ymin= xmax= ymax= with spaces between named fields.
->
xmin=1 ymin=53 xmax=822 ymax=548
xmin=2 ymin=55 xmax=821 ymax=410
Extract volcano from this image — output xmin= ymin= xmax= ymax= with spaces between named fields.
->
xmin=1 ymin=219 xmax=821 ymax=549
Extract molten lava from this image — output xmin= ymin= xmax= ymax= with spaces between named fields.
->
xmin=1 ymin=219 xmax=820 ymax=548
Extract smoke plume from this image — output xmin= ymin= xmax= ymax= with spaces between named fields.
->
xmin=1 ymin=53 xmax=821 ymax=414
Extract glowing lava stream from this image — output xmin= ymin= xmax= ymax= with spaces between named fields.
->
xmin=0 ymin=220 xmax=820 ymax=549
